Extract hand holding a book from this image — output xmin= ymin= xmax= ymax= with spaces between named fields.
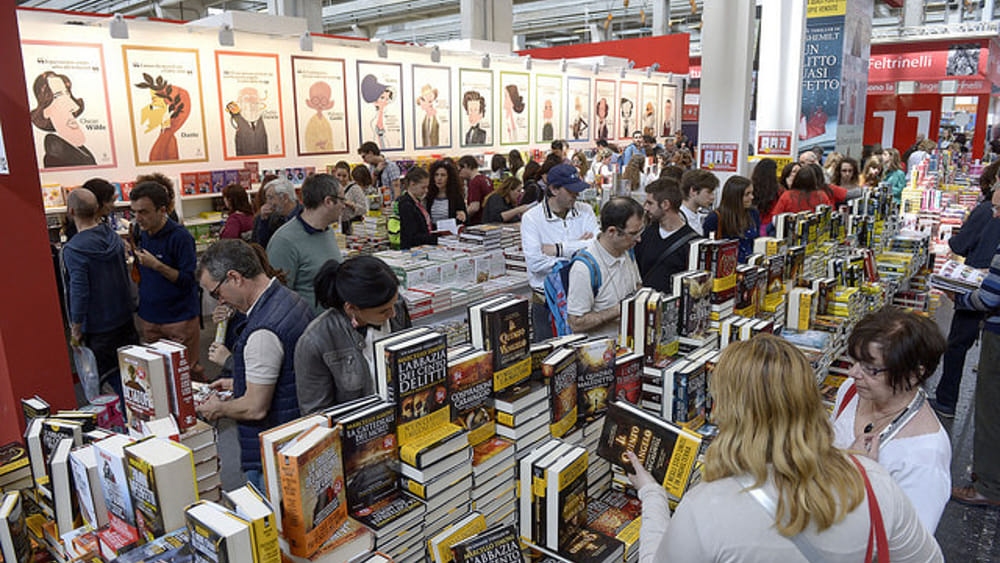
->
xmin=625 ymin=450 xmax=658 ymax=491
xmin=208 ymin=342 xmax=231 ymax=366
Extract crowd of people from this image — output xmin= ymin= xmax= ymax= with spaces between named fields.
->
xmin=55 ymin=129 xmax=998 ymax=558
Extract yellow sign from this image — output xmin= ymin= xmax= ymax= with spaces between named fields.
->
xmin=750 ymin=155 xmax=794 ymax=171
xmin=807 ymin=0 xmax=846 ymax=17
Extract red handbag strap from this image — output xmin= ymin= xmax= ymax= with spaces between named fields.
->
xmin=836 ymin=381 xmax=857 ymax=419
xmin=850 ymin=455 xmax=890 ymax=563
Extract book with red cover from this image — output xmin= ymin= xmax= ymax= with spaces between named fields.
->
xmin=180 ymin=173 xmax=198 ymax=196
xmin=709 ymin=239 xmax=739 ymax=304
xmin=611 ymin=352 xmax=642 ymax=405
xmin=145 ymin=340 xmax=196 ymax=432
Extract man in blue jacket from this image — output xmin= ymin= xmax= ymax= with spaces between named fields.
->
xmin=130 ymin=180 xmax=204 ymax=380
xmin=62 ymin=188 xmax=138 ymax=405
xmin=931 ymin=159 xmax=1000 ymax=417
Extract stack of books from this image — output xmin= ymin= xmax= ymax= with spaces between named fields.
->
xmin=0 ymin=442 xmax=31 ymax=494
xmin=469 ymin=437 xmax=517 ymax=528
xmin=587 ymin=490 xmax=642 ymax=563
xmin=517 ymin=439 xmax=590 ymax=553
xmin=117 ymin=339 xmax=196 ymax=436
xmin=448 ymin=524 xmax=523 ymax=563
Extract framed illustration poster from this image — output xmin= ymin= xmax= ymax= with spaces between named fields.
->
xmin=499 ymin=71 xmax=529 ymax=145
xmin=412 ymin=65 xmax=452 ymax=150
xmin=534 ymin=74 xmax=562 ymax=143
xmin=618 ymin=80 xmax=639 ymax=140
xmin=22 ymin=41 xmax=116 ymax=171
xmin=459 ymin=69 xmax=493 ymax=147
xmin=661 ymin=84 xmax=681 ymax=137
xmin=357 ymin=61 xmax=404 ymax=152
xmin=291 ymin=56 xmax=349 ymax=156
xmin=593 ymin=79 xmax=616 ymax=143
xmin=639 ymin=82 xmax=660 ymax=138
xmin=215 ymin=51 xmax=285 ymax=160
xmin=566 ymin=76 xmax=591 ymax=143
xmin=122 ymin=46 xmax=208 ymax=166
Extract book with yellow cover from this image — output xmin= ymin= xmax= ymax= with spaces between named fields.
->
xmin=123 ymin=437 xmax=198 ymax=542
xmin=377 ymin=330 xmax=450 ymax=447
xmin=221 ymin=482 xmax=280 ymax=563
xmin=426 ymin=511 xmax=486 ymax=563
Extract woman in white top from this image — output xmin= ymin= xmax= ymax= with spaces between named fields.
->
xmin=832 ymin=306 xmax=951 ymax=533
xmin=631 ymin=334 xmax=943 ymax=562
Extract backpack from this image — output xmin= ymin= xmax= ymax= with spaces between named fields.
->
xmin=543 ymin=250 xmax=601 ymax=336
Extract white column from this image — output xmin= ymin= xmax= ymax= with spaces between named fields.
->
xmin=460 ymin=0 xmax=513 ymax=44
xmin=698 ymin=0 xmax=756 ymax=183
xmin=756 ymin=0 xmax=808 ymax=165
xmin=652 ymin=0 xmax=671 ymax=36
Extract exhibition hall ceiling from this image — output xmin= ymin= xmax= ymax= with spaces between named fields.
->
xmin=15 ymin=0 xmax=1000 ymax=52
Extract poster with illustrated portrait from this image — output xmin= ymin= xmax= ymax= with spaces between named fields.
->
xmin=21 ymin=41 xmax=116 ymax=171
xmin=291 ymin=56 xmax=349 ymax=156
xmin=459 ymin=69 xmax=493 ymax=147
xmin=618 ymin=80 xmax=639 ymax=140
xmin=593 ymin=79 xmax=616 ymax=143
xmin=499 ymin=71 xmax=529 ymax=145
xmin=412 ymin=65 xmax=451 ymax=150
xmin=215 ymin=51 xmax=285 ymax=160
xmin=357 ymin=61 xmax=404 ymax=152
xmin=661 ymin=84 xmax=680 ymax=138
xmin=639 ymin=82 xmax=659 ymax=139
xmin=566 ymin=76 xmax=591 ymax=143
xmin=534 ymin=74 xmax=562 ymax=144
xmin=122 ymin=46 xmax=208 ymax=166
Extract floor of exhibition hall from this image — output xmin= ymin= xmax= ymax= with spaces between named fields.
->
xmin=195 ymin=300 xmax=1000 ymax=560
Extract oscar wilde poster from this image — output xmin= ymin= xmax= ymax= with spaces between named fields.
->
xmin=291 ymin=56 xmax=349 ymax=155
xmin=21 ymin=41 xmax=116 ymax=171
xmin=122 ymin=46 xmax=209 ymax=165
xmin=215 ymin=51 xmax=285 ymax=160
xmin=459 ymin=69 xmax=493 ymax=147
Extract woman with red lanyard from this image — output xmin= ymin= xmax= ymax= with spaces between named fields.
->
xmin=832 ymin=306 xmax=951 ymax=533
xmin=396 ymin=167 xmax=439 ymax=250
xmin=628 ymin=334 xmax=942 ymax=562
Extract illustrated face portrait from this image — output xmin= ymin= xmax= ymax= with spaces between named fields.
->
xmin=237 ymin=87 xmax=266 ymax=122
xmin=31 ymin=72 xmax=85 ymax=137
xmin=621 ymin=99 xmax=634 ymax=119
xmin=140 ymin=92 xmax=170 ymax=133
xmin=375 ymin=88 xmax=392 ymax=110
xmin=417 ymin=86 xmax=437 ymax=112
xmin=543 ymin=99 xmax=553 ymax=120
xmin=467 ymin=99 xmax=482 ymax=125
xmin=306 ymin=81 xmax=334 ymax=112
xmin=596 ymin=98 xmax=608 ymax=119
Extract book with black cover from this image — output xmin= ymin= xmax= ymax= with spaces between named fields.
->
xmin=545 ymin=446 xmax=588 ymax=549
xmin=476 ymin=297 xmax=531 ymax=392
xmin=448 ymin=349 xmax=496 ymax=446
xmin=673 ymin=271 xmax=711 ymax=339
xmin=596 ymin=401 xmax=702 ymax=502
xmin=450 ymin=524 xmax=524 ymax=563
xmin=379 ymin=330 xmax=450 ymax=447
xmin=574 ymin=339 xmax=615 ymax=424
xmin=558 ymin=527 xmax=624 ymax=563
xmin=544 ymin=349 xmax=578 ymax=439
xmin=336 ymin=401 xmax=398 ymax=514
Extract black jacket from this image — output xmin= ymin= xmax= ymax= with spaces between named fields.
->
xmin=398 ymin=192 xmax=438 ymax=249
xmin=634 ymin=223 xmax=701 ymax=293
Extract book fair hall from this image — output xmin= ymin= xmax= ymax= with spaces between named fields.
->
xmin=9 ymin=0 xmax=1000 ymax=560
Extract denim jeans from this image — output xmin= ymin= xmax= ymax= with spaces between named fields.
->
xmin=935 ymin=309 xmax=983 ymax=408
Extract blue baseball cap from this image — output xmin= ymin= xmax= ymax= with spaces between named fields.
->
xmin=547 ymin=163 xmax=589 ymax=193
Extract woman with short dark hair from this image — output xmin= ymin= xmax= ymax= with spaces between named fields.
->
xmin=294 ymin=256 xmax=411 ymax=413
xmin=832 ymin=306 xmax=950 ymax=532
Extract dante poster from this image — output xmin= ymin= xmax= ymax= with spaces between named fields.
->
xmin=499 ymin=71 xmax=529 ymax=145
xmin=21 ymin=41 xmax=116 ymax=171
xmin=357 ymin=61 xmax=404 ymax=151
xmin=215 ymin=51 xmax=285 ymax=160
xmin=412 ymin=65 xmax=452 ymax=150
xmin=566 ymin=76 xmax=591 ymax=143
xmin=661 ymin=84 xmax=680 ymax=137
xmin=639 ymin=82 xmax=660 ymax=138
xmin=459 ymin=69 xmax=493 ymax=147
xmin=593 ymin=79 xmax=616 ymax=143
xmin=618 ymin=80 xmax=639 ymax=140
xmin=291 ymin=56 xmax=349 ymax=156
xmin=123 ymin=46 xmax=208 ymax=166
xmin=535 ymin=74 xmax=562 ymax=143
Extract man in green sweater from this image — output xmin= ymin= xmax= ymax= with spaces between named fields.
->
xmin=266 ymin=173 xmax=344 ymax=312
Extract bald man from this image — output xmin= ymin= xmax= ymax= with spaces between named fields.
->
xmin=62 ymin=186 xmax=138 ymax=409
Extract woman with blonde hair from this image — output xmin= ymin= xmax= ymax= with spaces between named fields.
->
xmin=861 ymin=156 xmax=883 ymax=188
xmin=823 ymin=151 xmax=843 ymax=183
xmin=630 ymin=334 xmax=942 ymax=562
xmin=482 ymin=176 xmax=533 ymax=223
xmin=882 ymin=147 xmax=907 ymax=203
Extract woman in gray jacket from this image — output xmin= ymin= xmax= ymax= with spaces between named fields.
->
xmin=294 ymin=256 xmax=411 ymax=414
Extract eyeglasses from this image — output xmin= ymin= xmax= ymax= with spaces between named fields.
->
xmin=849 ymin=356 xmax=888 ymax=378
xmin=210 ymin=276 xmax=229 ymax=300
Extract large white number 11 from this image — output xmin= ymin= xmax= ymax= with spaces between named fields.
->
xmin=872 ymin=110 xmax=933 ymax=147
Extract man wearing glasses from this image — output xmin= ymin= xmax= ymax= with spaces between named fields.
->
xmin=566 ymin=196 xmax=644 ymax=338
xmin=195 ymin=239 xmax=314 ymax=492
xmin=266 ymin=173 xmax=345 ymax=313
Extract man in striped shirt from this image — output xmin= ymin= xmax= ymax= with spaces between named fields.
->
xmin=950 ymin=186 xmax=1000 ymax=506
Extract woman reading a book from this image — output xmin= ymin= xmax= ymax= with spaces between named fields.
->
xmin=702 ymin=175 xmax=760 ymax=263
xmin=628 ymin=334 xmax=942 ymax=562
xmin=831 ymin=307 xmax=950 ymax=533
xmin=293 ymin=256 xmax=411 ymax=414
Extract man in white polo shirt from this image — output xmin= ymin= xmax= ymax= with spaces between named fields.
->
xmin=521 ymin=163 xmax=600 ymax=341
xmin=566 ymin=197 xmax=644 ymax=338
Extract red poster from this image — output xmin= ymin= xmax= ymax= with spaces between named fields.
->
xmin=756 ymin=131 xmax=793 ymax=156
xmin=700 ymin=143 xmax=739 ymax=172
xmin=864 ymin=94 xmax=942 ymax=154
xmin=868 ymin=40 xmax=987 ymax=83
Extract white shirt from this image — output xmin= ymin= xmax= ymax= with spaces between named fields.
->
xmin=831 ymin=380 xmax=951 ymax=533
xmin=680 ymin=205 xmax=707 ymax=236
xmin=637 ymin=455 xmax=942 ymax=562
xmin=520 ymin=198 xmax=601 ymax=291
xmin=565 ymin=237 xmax=641 ymax=339
xmin=243 ymin=278 xmax=283 ymax=386
xmin=429 ymin=197 xmax=450 ymax=225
